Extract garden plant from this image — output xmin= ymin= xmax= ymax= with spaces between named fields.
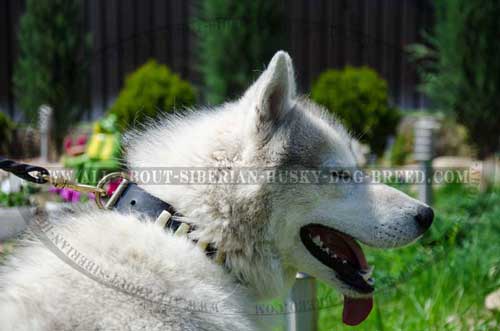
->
xmin=311 ymin=67 xmax=400 ymax=156
xmin=109 ymin=60 xmax=196 ymax=131
xmin=14 ymin=0 xmax=90 ymax=154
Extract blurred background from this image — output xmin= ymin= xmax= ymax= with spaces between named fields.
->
xmin=0 ymin=1 xmax=499 ymax=330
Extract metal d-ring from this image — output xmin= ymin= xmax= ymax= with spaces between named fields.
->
xmin=95 ymin=172 xmax=130 ymax=209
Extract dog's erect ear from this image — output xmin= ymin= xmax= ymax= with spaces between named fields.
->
xmin=253 ymin=51 xmax=296 ymax=130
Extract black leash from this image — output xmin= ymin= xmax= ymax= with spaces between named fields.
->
xmin=0 ymin=156 xmax=176 ymax=220
xmin=0 ymin=156 xmax=50 ymax=184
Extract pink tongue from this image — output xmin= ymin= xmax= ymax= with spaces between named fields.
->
xmin=342 ymin=296 xmax=373 ymax=326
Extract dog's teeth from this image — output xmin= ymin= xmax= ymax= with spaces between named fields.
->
xmin=359 ymin=266 xmax=374 ymax=279
xmin=366 ymin=277 xmax=375 ymax=286
xmin=312 ymin=236 xmax=323 ymax=248
xmin=359 ymin=271 xmax=371 ymax=281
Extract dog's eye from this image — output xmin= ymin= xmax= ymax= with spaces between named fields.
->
xmin=331 ymin=170 xmax=351 ymax=179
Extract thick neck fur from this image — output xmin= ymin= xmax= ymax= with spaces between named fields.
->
xmin=125 ymin=99 xmax=298 ymax=300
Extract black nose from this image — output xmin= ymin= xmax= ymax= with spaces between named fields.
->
xmin=415 ymin=206 xmax=434 ymax=231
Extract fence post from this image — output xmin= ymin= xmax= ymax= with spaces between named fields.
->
xmin=286 ymin=273 xmax=317 ymax=331
xmin=39 ymin=105 xmax=53 ymax=162
xmin=414 ymin=117 xmax=438 ymax=205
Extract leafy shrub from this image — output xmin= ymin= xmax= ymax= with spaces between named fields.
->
xmin=410 ymin=0 xmax=500 ymax=158
xmin=14 ymin=0 xmax=90 ymax=154
xmin=390 ymin=124 xmax=414 ymax=166
xmin=0 ymin=112 xmax=15 ymax=156
xmin=109 ymin=60 xmax=196 ymax=131
xmin=311 ymin=67 xmax=400 ymax=155
xmin=193 ymin=1 xmax=286 ymax=104
xmin=434 ymin=117 xmax=475 ymax=158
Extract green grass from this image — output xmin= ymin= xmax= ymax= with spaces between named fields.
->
xmin=0 ymin=190 xmax=31 ymax=207
xmin=315 ymin=184 xmax=500 ymax=331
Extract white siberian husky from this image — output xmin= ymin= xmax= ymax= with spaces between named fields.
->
xmin=0 ymin=51 xmax=433 ymax=330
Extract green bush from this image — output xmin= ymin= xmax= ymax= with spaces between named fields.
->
xmin=410 ymin=0 xmax=500 ymax=158
xmin=193 ymin=1 xmax=286 ymax=104
xmin=390 ymin=126 xmax=414 ymax=166
xmin=109 ymin=60 xmax=196 ymax=131
xmin=14 ymin=0 xmax=90 ymax=154
xmin=0 ymin=112 xmax=15 ymax=156
xmin=311 ymin=67 xmax=400 ymax=155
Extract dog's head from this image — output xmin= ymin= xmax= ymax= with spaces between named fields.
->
xmin=127 ymin=51 xmax=434 ymax=326
xmin=239 ymin=51 xmax=434 ymax=325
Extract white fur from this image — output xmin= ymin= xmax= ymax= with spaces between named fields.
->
xmin=0 ymin=51 xmax=429 ymax=330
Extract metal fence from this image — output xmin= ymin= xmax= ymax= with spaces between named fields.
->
xmin=0 ymin=0 xmax=433 ymax=120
